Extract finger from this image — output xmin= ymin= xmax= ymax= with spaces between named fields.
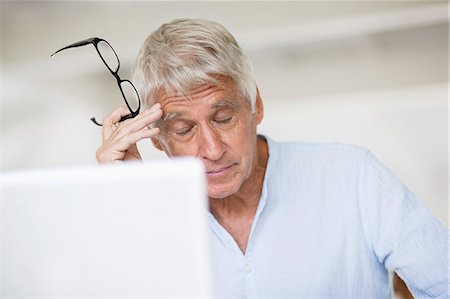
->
xmin=102 ymin=104 xmax=161 ymax=142
xmin=130 ymin=107 xmax=163 ymax=132
xmin=102 ymin=106 xmax=131 ymax=142
xmin=111 ymin=107 xmax=163 ymax=141
xmin=148 ymin=103 xmax=161 ymax=113
xmin=96 ymin=127 xmax=160 ymax=163
xmin=114 ymin=127 xmax=160 ymax=152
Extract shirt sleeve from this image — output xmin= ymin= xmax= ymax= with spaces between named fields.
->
xmin=358 ymin=150 xmax=449 ymax=298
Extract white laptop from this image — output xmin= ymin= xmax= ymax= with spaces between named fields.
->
xmin=1 ymin=158 xmax=212 ymax=298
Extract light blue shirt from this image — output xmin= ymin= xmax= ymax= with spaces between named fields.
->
xmin=208 ymin=137 xmax=449 ymax=298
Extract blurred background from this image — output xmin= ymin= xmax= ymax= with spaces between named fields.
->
xmin=1 ymin=1 xmax=447 ymax=226
xmin=1 ymin=2 xmax=448 ymax=298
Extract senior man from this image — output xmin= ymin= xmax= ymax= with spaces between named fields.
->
xmin=96 ymin=19 xmax=448 ymax=298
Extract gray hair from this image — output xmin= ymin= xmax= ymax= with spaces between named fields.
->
xmin=132 ymin=18 xmax=256 ymax=111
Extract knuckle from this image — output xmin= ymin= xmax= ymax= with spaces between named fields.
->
xmin=102 ymin=106 xmax=128 ymax=124
xmin=95 ymin=148 xmax=104 ymax=162
xmin=101 ymin=115 xmax=110 ymax=125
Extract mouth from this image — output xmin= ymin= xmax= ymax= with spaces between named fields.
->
xmin=206 ymin=164 xmax=235 ymax=177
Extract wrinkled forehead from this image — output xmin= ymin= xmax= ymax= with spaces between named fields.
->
xmin=154 ymin=75 xmax=244 ymax=107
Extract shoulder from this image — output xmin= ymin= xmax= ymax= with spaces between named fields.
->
xmin=267 ymin=137 xmax=369 ymax=167
xmin=263 ymin=137 xmax=372 ymax=187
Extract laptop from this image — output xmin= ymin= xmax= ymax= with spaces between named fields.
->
xmin=1 ymin=158 xmax=213 ymax=298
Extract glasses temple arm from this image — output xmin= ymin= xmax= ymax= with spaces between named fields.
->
xmin=90 ymin=111 xmax=139 ymax=127
xmin=51 ymin=37 xmax=101 ymax=57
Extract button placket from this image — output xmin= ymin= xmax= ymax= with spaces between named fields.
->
xmin=244 ymin=263 xmax=252 ymax=274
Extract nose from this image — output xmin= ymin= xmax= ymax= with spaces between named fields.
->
xmin=197 ymin=124 xmax=225 ymax=162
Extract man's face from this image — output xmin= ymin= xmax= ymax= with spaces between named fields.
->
xmin=153 ymin=77 xmax=263 ymax=199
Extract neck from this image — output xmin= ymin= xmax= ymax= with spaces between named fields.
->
xmin=209 ymin=136 xmax=269 ymax=220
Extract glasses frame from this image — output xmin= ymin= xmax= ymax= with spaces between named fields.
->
xmin=51 ymin=37 xmax=141 ymax=126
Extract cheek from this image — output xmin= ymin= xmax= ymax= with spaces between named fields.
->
xmin=221 ymin=120 xmax=257 ymax=167
xmin=163 ymin=138 xmax=198 ymax=157
xmin=227 ymin=116 xmax=257 ymax=147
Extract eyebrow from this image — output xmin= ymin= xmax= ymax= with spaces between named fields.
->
xmin=211 ymin=99 xmax=241 ymax=110
xmin=160 ymin=99 xmax=241 ymax=124
xmin=162 ymin=111 xmax=182 ymax=122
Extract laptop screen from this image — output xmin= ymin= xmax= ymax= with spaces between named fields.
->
xmin=1 ymin=159 xmax=212 ymax=297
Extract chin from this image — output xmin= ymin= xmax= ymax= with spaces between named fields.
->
xmin=207 ymin=181 xmax=240 ymax=199
xmin=207 ymin=187 xmax=234 ymax=199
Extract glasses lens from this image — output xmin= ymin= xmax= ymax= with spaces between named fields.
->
xmin=120 ymin=81 xmax=140 ymax=112
xmin=97 ymin=41 xmax=119 ymax=72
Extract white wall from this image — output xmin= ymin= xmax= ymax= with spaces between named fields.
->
xmin=1 ymin=2 xmax=448 ymax=223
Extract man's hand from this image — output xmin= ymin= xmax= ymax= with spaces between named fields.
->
xmin=96 ymin=104 xmax=163 ymax=163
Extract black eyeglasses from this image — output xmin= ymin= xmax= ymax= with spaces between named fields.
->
xmin=51 ymin=37 xmax=141 ymax=126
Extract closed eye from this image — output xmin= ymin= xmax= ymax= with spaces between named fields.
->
xmin=214 ymin=116 xmax=233 ymax=124
xmin=174 ymin=127 xmax=193 ymax=136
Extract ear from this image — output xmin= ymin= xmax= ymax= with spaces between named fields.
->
xmin=151 ymin=137 xmax=164 ymax=151
xmin=254 ymin=86 xmax=264 ymax=125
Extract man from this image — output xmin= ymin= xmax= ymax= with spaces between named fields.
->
xmin=96 ymin=19 xmax=448 ymax=298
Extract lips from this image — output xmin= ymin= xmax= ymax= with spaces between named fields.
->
xmin=206 ymin=164 xmax=234 ymax=176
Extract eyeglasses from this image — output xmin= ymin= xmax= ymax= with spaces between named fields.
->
xmin=51 ymin=37 xmax=141 ymax=126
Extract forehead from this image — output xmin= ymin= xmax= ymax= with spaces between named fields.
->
xmin=155 ymin=76 xmax=245 ymax=112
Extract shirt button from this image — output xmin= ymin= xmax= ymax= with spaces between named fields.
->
xmin=244 ymin=263 xmax=252 ymax=273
